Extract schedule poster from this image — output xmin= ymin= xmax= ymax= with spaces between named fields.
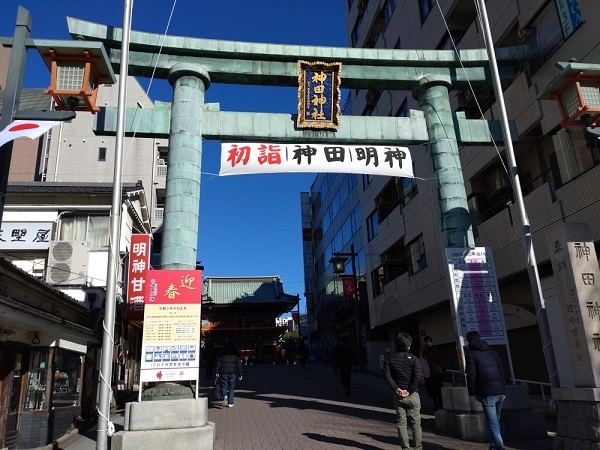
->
xmin=140 ymin=270 xmax=202 ymax=383
xmin=446 ymin=248 xmax=508 ymax=346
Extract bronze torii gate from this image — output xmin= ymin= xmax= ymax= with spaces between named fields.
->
xmin=68 ymin=17 xmax=530 ymax=449
xmin=67 ymin=16 xmax=526 ymax=270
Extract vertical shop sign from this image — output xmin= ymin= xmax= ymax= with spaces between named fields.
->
xmin=126 ymin=234 xmax=151 ymax=321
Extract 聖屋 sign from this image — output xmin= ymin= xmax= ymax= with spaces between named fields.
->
xmin=220 ymin=143 xmax=414 ymax=178
xmin=0 ymin=221 xmax=53 ymax=250
xmin=140 ymin=269 xmax=202 ymax=383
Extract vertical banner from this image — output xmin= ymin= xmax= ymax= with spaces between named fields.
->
xmin=140 ymin=269 xmax=202 ymax=383
xmin=126 ymin=234 xmax=151 ymax=321
xmin=341 ymin=276 xmax=356 ymax=296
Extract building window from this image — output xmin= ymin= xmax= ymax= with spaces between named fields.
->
xmin=399 ymin=162 xmax=418 ymax=204
xmin=51 ymin=348 xmax=83 ymax=408
xmin=383 ymin=0 xmax=396 ymax=24
xmin=351 ymin=15 xmax=363 ymax=46
xmin=98 ymin=147 xmax=107 ymax=161
xmin=362 ymin=174 xmax=373 ymax=189
xmin=419 ymin=0 xmax=435 ymax=24
xmin=381 ymin=239 xmax=409 ymax=282
xmin=408 ymin=234 xmax=427 ymax=275
xmin=371 ymin=265 xmax=385 ymax=297
xmin=395 ymin=98 xmax=408 ymax=117
xmin=375 ymin=179 xmax=401 ymax=221
xmin=59 ymin=214 xmax=110 ymax=249
xmin=366 ymin=209 xmax=379 ymax=241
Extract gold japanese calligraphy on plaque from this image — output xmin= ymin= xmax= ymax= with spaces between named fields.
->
xmin=297 ymin=60 xmax=342 ymax=130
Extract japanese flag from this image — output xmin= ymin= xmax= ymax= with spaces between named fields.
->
xmin=0 ymin=120 xmax=60 ymax=148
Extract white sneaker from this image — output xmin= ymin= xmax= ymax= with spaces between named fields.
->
xmin=228 ymin=404 xmax=234 ymax=407
xmin=222 ymin=396 xmax=228 ymax=407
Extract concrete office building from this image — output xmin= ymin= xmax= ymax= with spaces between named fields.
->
xmin=303 ymin=0 xmax=600 ymax=386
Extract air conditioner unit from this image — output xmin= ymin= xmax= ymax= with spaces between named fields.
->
xmin=46 ymin=241 xmax=89 ymax=285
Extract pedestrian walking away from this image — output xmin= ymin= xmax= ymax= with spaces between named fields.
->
xmin=331 ymin=336 xmax=354 ymax=396
xmin=465 ymin=330 xmax=506 ymax=450
xmin=215 ymin=342 xmax=243 ymax=407
xmin=383 ymin=332 xmax=423 ymax=450
xmin=420 ymin=335 xmax=445 ymax=411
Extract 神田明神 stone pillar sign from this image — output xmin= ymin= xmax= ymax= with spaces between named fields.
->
xmin=546 ymin=222 xmax=600 ymax=450
xmin=162 ymin=64 xmax=210 ymax=270
xmin=547 ymin=222 xmax=600 ymax=387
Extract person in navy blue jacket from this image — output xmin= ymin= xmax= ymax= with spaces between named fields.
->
xmin=465 ymin=330 xmax=506 ymax=450
xmin=215 ymin=342 xmax=243 ymax=407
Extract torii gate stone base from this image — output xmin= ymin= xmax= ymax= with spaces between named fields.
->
xmin=70 ymin=17 xmax=550 ymax=448
xmin=112 ymin=399 xmax=214 ymax=450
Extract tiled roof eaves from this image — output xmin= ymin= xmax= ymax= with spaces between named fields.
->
xmin=7 ymin=181 xmax=140 ymax=194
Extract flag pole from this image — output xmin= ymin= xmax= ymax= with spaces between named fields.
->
xmin=96 ymin=1 xmax=134 ymax=448
xmin=475 ymin=0 xmax=559 ymax=388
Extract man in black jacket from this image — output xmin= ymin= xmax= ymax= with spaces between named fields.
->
xmin=382 ymin=333 xmax=422 ymax=450
xmin=215 ymin=342 xmax=243 ymax=407
xmin=465 ymin=330 xmax=505 ymax=450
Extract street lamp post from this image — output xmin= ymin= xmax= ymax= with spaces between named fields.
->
xmin=329 ymin=243 xmax=363 ymax=371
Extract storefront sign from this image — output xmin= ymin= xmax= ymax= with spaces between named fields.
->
xmin=140 ymin=269 xmax=202 ymax=383
xmin=126 ymin=234 xmax=151 ymax=321
xmin=0 ymin=221 xmax=53 ymax=250
xmin=220 ymin=143 xmax=413 ymax=178
xmin=297 ymin=60 xmax=341 ymax=130
xmin=446 ymin=247 xmax=508 ymax=346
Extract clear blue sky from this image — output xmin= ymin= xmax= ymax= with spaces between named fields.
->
xmin=1 ymin=1 xmax=348 ymax=314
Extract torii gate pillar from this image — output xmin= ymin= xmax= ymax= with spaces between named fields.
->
xmin=413 ymin=75 xmax=474 ymax=249
xmin=162 ymin=63 xmax=210 ymax=269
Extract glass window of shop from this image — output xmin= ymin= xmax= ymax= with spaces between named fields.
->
xmin=24 ymin=350 xmax=49 ymax=411
xmin=52 ymin=349 xmax=83 ymax=407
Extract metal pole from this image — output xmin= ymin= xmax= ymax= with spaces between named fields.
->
xmin=0 ymin=6 xmax=30 ymax=228
xmin=96 ymin=0 xmax=134 ymax=448
xmin=476 ymin=0 xmax=559 ymax=388
xmin=350 ymin=244 xmax=362 ymax=371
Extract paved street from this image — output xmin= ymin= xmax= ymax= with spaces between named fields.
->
xmin=63 ymin=363 xmax=555 ymax=450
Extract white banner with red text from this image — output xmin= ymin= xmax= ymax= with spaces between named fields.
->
xmin=219 ymin=143 xmax=413 ymax=178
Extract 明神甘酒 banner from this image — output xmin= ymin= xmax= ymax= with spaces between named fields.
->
xmin=219 ymin=143 xmax=414 ymax=178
